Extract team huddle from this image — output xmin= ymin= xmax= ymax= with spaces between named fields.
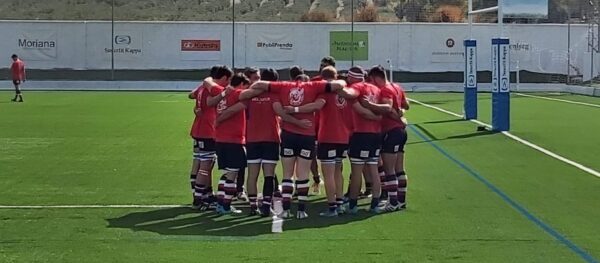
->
xmin=188 ymin=57 xmax=409 ymax=219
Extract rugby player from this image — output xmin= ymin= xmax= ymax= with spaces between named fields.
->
xmin=191 ymin=66 xmax=233 ymax=210
xmin=248 ymin=77 xmax=347 ymax=219
xmin=336 ymin=66 xmax=392 ymax=214
xmin=364 ymin=66 xmax=407 ymax=211
xmin=10 ymin=54 xmax=26 ymax=103
xmin=284 ymin=66 xmax=350 ymax=217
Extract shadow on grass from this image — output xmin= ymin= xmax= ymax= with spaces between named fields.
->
xmin=106 ymin=198 xmax=376 ymax=237
xmin=407 ymin=124 xmax=497 ymax=146
xmin=423 ymin=118 xmax=465 ymax=124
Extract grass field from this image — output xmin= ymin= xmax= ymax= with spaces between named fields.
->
xmin=1 ymin=91 xmax=599 ymax=262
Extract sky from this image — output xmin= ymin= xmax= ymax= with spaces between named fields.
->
xmin=504 ymin=0 xmax=549 ymax=17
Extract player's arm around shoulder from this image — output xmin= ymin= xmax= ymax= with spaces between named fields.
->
xmin=273 ymin=101 xmax=312 ymax=129
xmin=284 ymin=98 xmax=326 ymax=114
xmin=216 ymin=102 xmax=247 ymax=125
xmin=353 ymin=101 xmax=381 ymax=121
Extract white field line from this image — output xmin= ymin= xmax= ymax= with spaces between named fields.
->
xmin=0 ymin=204 xmax=188 ymax=209
xmin=409 ymin=98 xmax=600 ymax=178
xmin=515 ymin=93 xmax=600 ymax=108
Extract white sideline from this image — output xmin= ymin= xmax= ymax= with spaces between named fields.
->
xmin=0 ymin=204 xmax=188 ymax=209
xmin=515 ymin=93 xmax=600 ymax=108
xmin=409 ymin=98 xmax=600 ymax=178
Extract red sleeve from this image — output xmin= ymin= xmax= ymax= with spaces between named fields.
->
xmin=269 ymin=81 xmax=293 ymax=94
xmin=306 ymin=81 xmax=327 ymax=94
xmin=232 ymin=89 xmax=243 ymax=104
xmin=270 ymin=93 xmax=280 ymax=103
xmin=380 ymin=86 xmax=394 ymax=101
xmin=209 ymin=85 xmax=224 ymax=96
xmin=397 ymin=85 xmax=409 ymax=109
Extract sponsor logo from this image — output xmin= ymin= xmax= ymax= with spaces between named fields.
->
xmin=289 ymin=87 xmax=304 ymax=106
xmin=114 ymin=35 xmax=131 ymax=45
xmin=256 ymin=42 xmax=293 ymax=50
xmin=446 ymin=38 xmax=455 ymax=48
xmin=360 ymin=151 xmax=369 ymax=158
xmin=510 ymin=42 xmax=531 ymax=51
xmin=181 ymin=40 xmax=221 ymax=51
xmin=18 ymin=39 xmax=56 ymax=49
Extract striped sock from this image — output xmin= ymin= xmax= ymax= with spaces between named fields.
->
xmin=385 ymin=174 xmax=399 ymax=206
xmin=194 ymin=183 xmax=206 ymax=199
xmin=223 ymin=179 xmax=236 ymax=210
xmin=204 ymin=186 xmax=214 ymax=203
xmin=328 ymin=202 xmax=337 ymax=212
xmin=397 ymin=172 xmax=408 ymax=204
xmin=217 ymin=175 xmax=227 ymax=206
xmin=281 ymin=179 xmax=294 ymax=211
xmin=190 ymin=174 xmax=196 ymax=192
xmin=249 ymin=194 xmax=258 ymax=210
xmin=296 ymin=179 xmax=310 ymax=211
xmin=336 ymin=198 xmax=344 ymax=208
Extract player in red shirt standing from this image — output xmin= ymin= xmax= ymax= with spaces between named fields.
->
xmin=248 ymin=78 xmax=347 ymax=219
xmin=190 ymin=66 xmax=233 ymax=210
xmin=203 ymin=73 xmax=269 ymax=214
xmin=10 ymin=54 xmax=26 ymax=103
xmin=285 ymin=66 xmax=350 ymax=217
xmin=364 ymin=66 xmax=408 ymax=211
xmin=336 ymin=66 xmax=392 ymax=214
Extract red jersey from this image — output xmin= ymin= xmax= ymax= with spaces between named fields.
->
xmin=216 ymin=89 xmax=246 ymax=144
xmin=190 ymin=85 xmax=223 ymax=139
xmin=317 ymin=93 xmax=351 ymax=144
xmin=11 ymin=59 xmax=25 ymax=80
xmin=247 ymin=93 xmax=280 ymax=143
xmin=380 ymin=83 xmax=407 ymax=131
xmin=269 ymin=81 xmax=329 ymax=136
xmin=349 ymin=82 xmax=381 ymax=134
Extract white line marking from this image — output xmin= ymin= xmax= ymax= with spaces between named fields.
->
xmin=0 ymin=205 xmax=188 ymax=209
xmin=409 ymin=98 xmax=600 ymax=178
xmin=515 ymin=93 xmax=600 ymax=108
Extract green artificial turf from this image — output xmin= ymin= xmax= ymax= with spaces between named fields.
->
xmin=0 ymin=91 xmax=598 ymax=262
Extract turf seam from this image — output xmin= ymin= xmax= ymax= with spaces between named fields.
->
xmin=515 ymin=93 xmax=600 ymax=108
xmin=408 ymin=98 xmax=600 ymax=178
xmin=408 ymin=124 xmax=598 ymax=263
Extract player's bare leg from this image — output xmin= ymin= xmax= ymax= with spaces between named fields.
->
xmin=361 ymin=165 xmax=373 ymax=198
xmin=310 ymin=156 xmax=321 ymax=194
xmin=294 ymin=158 xmax=312 ymax=219
xmin=366 ymin=161 xmax=382 ymax=213
xmin=319 ymin=160 xmax=337 ymax=217
xmin=347 ymin=163 xmax=364 ymax=214
xmin=195 ymin=160 xmax=215 ymax=211
xmin=334 ymin=162 xmax=345 ymax=213
xmin=280 ymin=157 xmax=296 ymax=218
xmin=246 ymin=163 xmax=261 ymax=215
xmin=382 ymin=152 xmax=400 ymax=211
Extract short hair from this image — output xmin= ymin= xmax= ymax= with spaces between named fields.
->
xmin=261 ymin=68 xmax=279 ymax=81
xmin=243 ymin=67 xmax=260 ymax=78
xmin=11 ymin=54 xmax=18 ymax=59
xmin=321 ymin=56 xmax=336 ymax=67
xmin=368 ymin=65 xmax=387 ymax=81
xmin=209 ymin=65 xmax=221 ymax=78
xmin=213 ymin=65 xmax=233 ymax=79
xmin=320 ymin=66 xmax=337 ymax=80
xmin=295 ymin=74 xmax=310 ymax=82
xmin=289 ymin=66 xmax=304 ymax=80
xmin=230 ymin=73 xmax=250 ymax=87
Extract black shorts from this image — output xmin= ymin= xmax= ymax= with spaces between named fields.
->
xmin=246 ymin=142 xmax=280 ymax=164
xmin=317 ymin=143 xmax=348 ymax=164
xmin=13 ymin=80 xmax=21 ymax=86
xmin=280 ymin=130 xmax=316 ymax=160
xmin=216 ymin=142 xmax=247 ymax=172
xmin=382 ymin=128 xmax=408 ymax=154
xmin=192 ymin=138 xmax=216 ymax=161
xmin=348 ymin=133 xmax=381 ymax=165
